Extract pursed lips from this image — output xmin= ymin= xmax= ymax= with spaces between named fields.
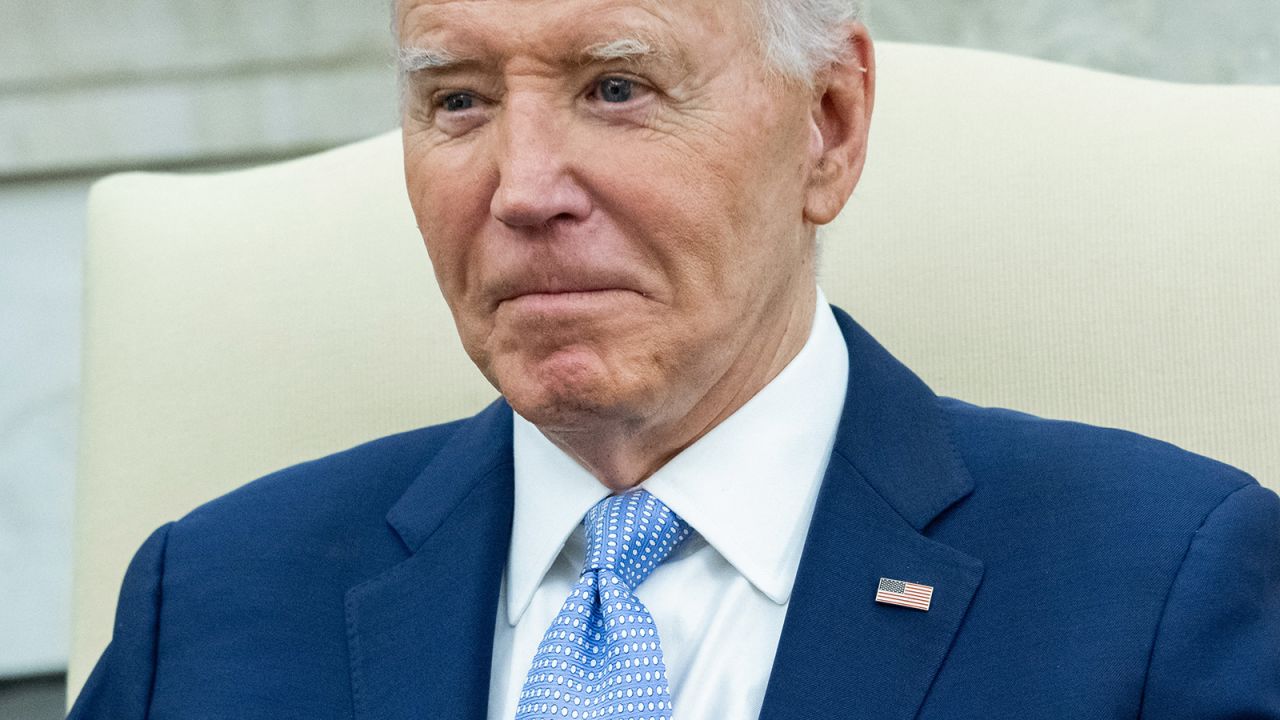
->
xmin=499 ymin=287 xmax=635 ymax=303
xmin=493 ymin=285 xmax=647 ymax=315
xmin=492 ymin=274 xmax=647 ymax=307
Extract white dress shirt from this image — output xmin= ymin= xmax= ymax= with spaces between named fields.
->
xmin=487 ymin=290 xmax=850 ymax=720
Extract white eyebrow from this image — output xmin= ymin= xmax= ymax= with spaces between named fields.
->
xmin=397 ymin=45 xmax=467 ymax=75
xmin=396 ymin=36 xmax=668 ymax=78
xmin=582 ymin=37 xmax=659 ymax=63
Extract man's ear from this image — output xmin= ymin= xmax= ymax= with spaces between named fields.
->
xmin=803 ymin=24 xmax=876 ymax=226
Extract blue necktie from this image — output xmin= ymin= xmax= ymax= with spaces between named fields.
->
xmin=515 ymin=489 xmax=693 ymax=720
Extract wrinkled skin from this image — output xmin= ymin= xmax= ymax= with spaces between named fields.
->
xmin=397 ymin=0 xmax=874 ymax=490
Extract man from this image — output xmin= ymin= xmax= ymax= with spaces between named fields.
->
xmin=71 ymin=0 xmax=1279 ymax=718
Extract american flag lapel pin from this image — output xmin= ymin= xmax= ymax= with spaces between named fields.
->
xmin=875 ymin=577 xmax=934 ymax=611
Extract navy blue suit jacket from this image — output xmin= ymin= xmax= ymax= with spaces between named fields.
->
xmin=71 ymin=307 xmax=1280 ymax=719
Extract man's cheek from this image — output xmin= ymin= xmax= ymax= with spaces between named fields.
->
xmin=422 ymin=235 xmax=472 ymax=308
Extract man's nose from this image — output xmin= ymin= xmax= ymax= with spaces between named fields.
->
xmin=489 ymin=98 xmax=592 ymax=228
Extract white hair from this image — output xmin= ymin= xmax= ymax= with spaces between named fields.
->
xmin=392 ymin=0 xmax=864 ymax=86
xmin=754 ymin=0 xmax=865 ymax=85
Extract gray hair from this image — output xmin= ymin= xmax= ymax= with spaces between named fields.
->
xmin=392 ymin=0 xmax=864 ymax=87
xmin=755 ymin=0 xmax=865 ymax=85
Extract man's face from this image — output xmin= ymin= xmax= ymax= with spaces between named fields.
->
xmin=398 ymin=0 xmax=856 ymax=433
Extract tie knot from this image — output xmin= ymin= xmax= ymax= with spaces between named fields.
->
xmin=582 ymin=489 xmax=691 ymax=590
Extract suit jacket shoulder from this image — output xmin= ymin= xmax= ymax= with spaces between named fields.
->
xmin=917 ymin=397 xmax=1276 ymax=718
xmin=175 ymin=418 xmax=466 ymax=565
xmin=70 ymin=414 xmax=485 ymax=720
xmin=939 ymin=395 xmax=1259 ymax=526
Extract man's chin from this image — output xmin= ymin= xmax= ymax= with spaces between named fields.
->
xmin=496 ymin=356 xmax=638 ymax=431
xmin=503 ymin=382 xmax=615 ymax=429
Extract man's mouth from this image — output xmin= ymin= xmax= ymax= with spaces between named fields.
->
xmin=493 ymin=284 xmax=652 ymax=319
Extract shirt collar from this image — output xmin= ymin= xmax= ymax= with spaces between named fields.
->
xmin=506 ymin=289 xmax=849 ymax=625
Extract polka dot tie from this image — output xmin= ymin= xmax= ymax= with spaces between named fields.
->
xmin=514 ymin=489 xmax=693 ymax=720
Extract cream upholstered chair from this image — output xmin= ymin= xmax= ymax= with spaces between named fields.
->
xmin=71 ymin=41 xmax=1280 ymax=700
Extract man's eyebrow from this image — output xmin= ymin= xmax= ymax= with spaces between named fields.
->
xmin=396 ymin=34 xmax=677 ymax=77
xmin=397 ymin=45 xmax=471 ymax=75
xmin=580 ymin=37 xmax=667 ymax=65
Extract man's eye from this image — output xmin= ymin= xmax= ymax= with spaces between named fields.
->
xmin=595 ymin=78 xmax=635 ymax=104
xmin=440 ymin=93 xmax=475 ymax=112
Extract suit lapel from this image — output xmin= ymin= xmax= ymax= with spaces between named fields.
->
xmin=759 ymin=308 xmax=985 ymax=720
xmin=345 ymin=400 xmax=514 ymax=720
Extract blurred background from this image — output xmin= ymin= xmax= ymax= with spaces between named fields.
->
xmin=2 ymin=0 xmax=1278 ymax=715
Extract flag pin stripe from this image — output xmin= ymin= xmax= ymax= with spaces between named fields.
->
xmin=875 ymin=577 xmax=934 ymax=611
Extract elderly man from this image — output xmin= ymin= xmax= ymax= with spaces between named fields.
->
xmin=71 ymin=0 xmax=1279 ymax=718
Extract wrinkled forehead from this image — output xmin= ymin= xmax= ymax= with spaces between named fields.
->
xmin=395 ymin=0 xmax=749 ymax=69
